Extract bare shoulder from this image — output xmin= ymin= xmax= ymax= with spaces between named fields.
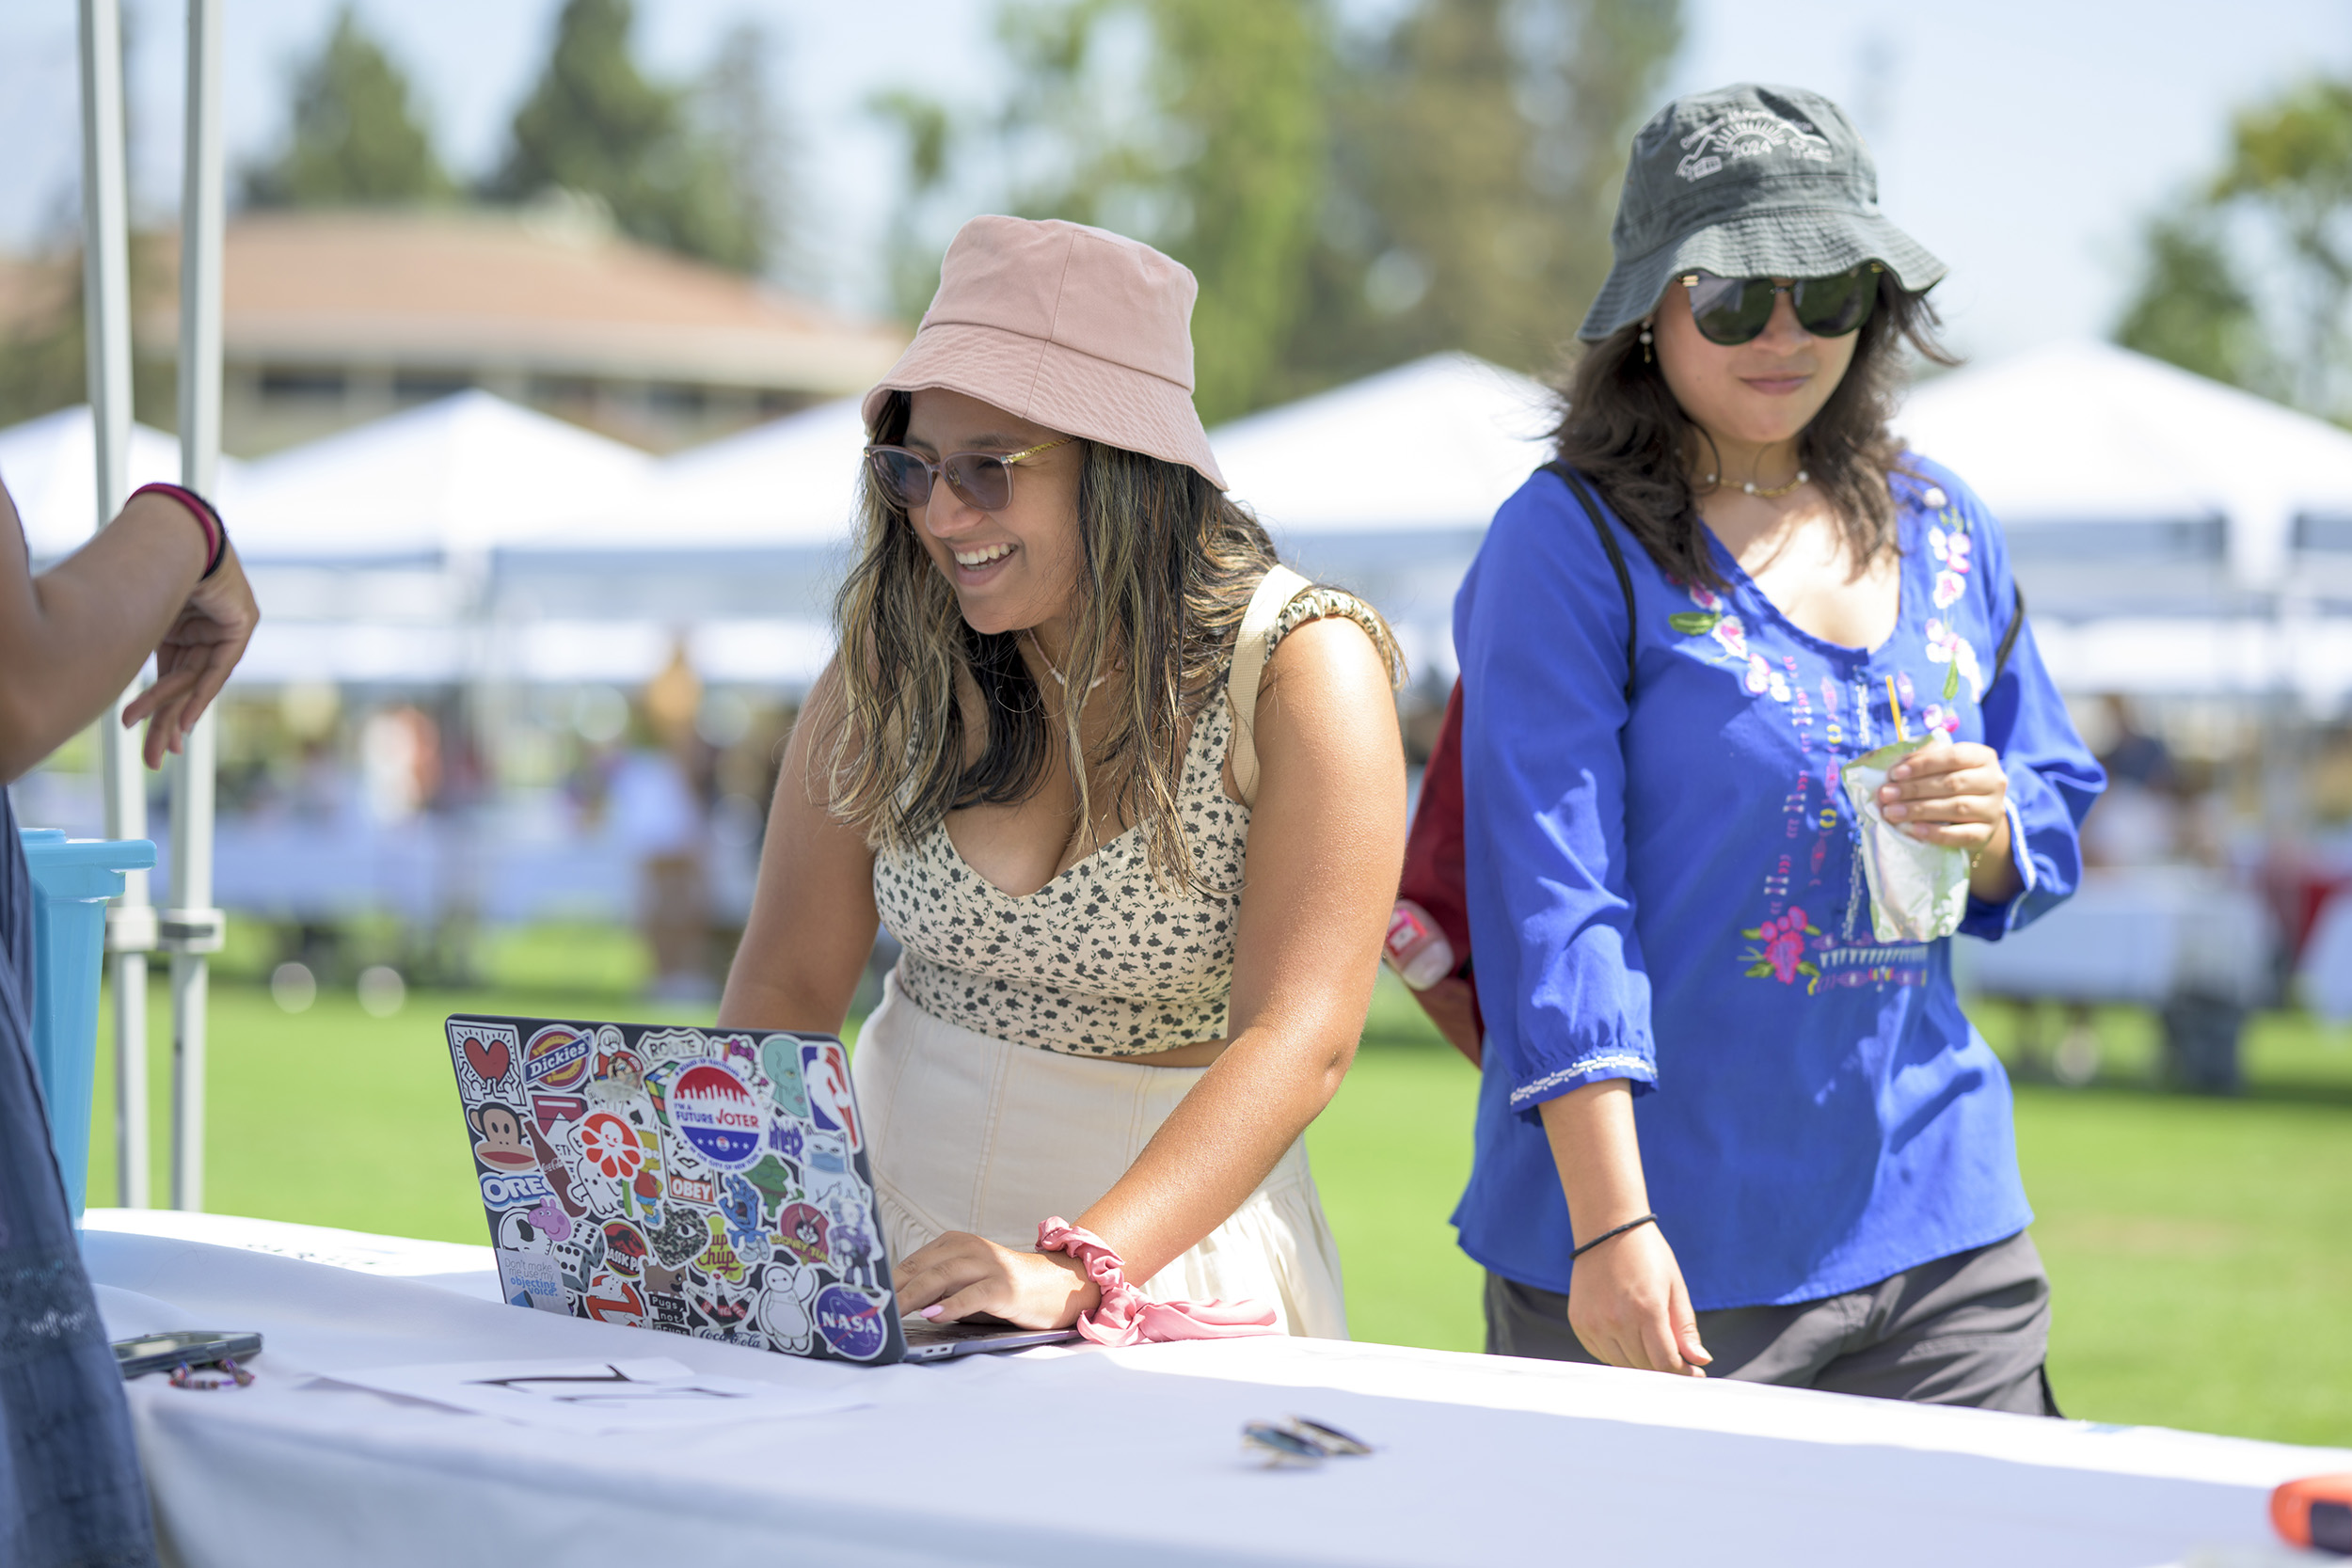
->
xmin=1256 ymin=606 xmax=1400 ymax=751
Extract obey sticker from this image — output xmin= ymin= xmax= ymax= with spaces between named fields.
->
xmin=798 ymin=1039 xmax=860 ymax=1152
xmin=671 ymin=1063 xmax=763 ymax=1171
xmin=814 ymin=1283 xmax=889 ymax=1361
xmin=524 ymin=1024 xmax=593 ymax=1092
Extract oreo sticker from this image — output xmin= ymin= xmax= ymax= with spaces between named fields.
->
xmin=524 ymin=1024 xmax=593 ymax=1092
xmin=815 ymin=1283 xmax=889 ymax=1361
xmin=672 ymin=1062 xmax=763 ymax=1171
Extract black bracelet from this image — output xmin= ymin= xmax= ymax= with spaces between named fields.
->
xmin=1570 ymin=1212 xmax=1658 ymax=1260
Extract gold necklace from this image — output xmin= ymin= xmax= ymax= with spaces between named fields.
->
xmin=1026 ymin=629 xmax=1108 ymax=693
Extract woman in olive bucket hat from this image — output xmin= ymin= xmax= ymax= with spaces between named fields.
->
xmin=720 ymin=215 xmax=1406 ymax=1342
xmin=1440 ymin=85 xmax=2106 ymax=1404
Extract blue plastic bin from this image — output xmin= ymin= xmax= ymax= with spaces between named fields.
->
xmin=20 ymin=830 xmax=155 ymax=1225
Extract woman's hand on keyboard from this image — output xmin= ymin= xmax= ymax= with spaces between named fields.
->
xmin=894 ymin=1229 xmax=1102 ymax=1329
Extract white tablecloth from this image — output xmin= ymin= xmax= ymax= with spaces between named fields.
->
xmin=81 ymin=1210 xmax=2342 ymax=1568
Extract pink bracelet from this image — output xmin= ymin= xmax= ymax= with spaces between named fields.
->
xmin=129 ymin=482 xmax=225 ymax=578
xmin=1036 ymin=1218 xmax=1278 ymax=1347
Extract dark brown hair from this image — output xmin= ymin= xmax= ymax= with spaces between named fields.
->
xmin=1550 ymin=274 xmax=1959 ymax=590
xmin=829 ymin=391 xmax=1401 ymax=893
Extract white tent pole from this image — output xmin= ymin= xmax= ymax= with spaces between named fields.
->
xmin=166 ymin=0 xmax=227 ymax=1214
xmin=80 ymin=0 xmax=157 ymax=1210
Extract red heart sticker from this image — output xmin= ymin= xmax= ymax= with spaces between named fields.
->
xmin=464 ymin=1036 xmax=511 ymax=1085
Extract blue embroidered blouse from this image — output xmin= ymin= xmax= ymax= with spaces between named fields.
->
xmin=1450 ymin=459 xmax=2106 ymax=1311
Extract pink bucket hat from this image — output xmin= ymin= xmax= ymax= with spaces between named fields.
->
xmin=861 ymin=215 xmax=1227 ymax=490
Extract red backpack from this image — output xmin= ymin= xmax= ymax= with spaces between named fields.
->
xmin=1393 ymin=464 xmax=2024 ymax=1068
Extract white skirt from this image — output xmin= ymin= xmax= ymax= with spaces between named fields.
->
xmin=850 ymin=970 xmax=1349 ymax=1338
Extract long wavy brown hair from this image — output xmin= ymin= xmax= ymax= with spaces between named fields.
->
xmin=1552 ymin=274 xmax=1959 ymax=590
xmin=827 ymin=390 xmax=1400 ymax=893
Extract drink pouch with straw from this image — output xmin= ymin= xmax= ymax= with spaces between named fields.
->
xmin=1840 ymin=734 xmax=1971 ymax=944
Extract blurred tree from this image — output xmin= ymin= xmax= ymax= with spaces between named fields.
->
xmin=870 ymin=0 xmax=1679 ymax=418
xmin=2114 ymin=214 xmax=2273 ymax=395
xmin=241 ymin=5 xmax=451 ymax=207
xmin=485 ymin=0 xmax=767 ymax=273
xmin=1285 ymin=0 xmax=1681 ymax=391
xmin=0 ymin=239 xmax=178 ymax=432
xmin=2117 ymin=77 xmax=2352 ymax=419
xmin=697 ymin=20 xmax=795 ymax=280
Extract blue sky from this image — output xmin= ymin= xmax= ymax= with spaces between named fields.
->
xmin=4 ymin=0 xmax=2348 ymax=364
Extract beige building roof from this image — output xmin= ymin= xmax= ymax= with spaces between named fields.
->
xmin=141 ymin=206 xmax=907 ymax=395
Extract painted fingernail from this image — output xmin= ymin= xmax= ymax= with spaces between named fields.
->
xmin=919 ymin=1305 xmax=945 ymax=1320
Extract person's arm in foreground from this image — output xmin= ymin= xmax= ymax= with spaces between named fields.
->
xmin=896 ymin=616 xmax=1406 ymax=1326
xmin=0 ymin=479 xmax=260 ymax=781
xmin=715 ymin=661 xmax=882 ymax=1037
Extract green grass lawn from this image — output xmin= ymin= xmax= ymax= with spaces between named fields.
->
xmin=79 ymin=932 xmax=2352 ymax=1449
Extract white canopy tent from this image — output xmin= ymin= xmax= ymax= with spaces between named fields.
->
xmin=230 ymin=388 xmax=656 ymax=565
xmin=1896 ymin=341 xmax=2352 ymax=708
xmin=0 ymin=405 xmax=240 ymax=561
xmin=1208 ymin=352 xmax=1554 ymax=681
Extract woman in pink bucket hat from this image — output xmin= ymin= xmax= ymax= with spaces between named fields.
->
xmin=719 ymin=216 xmax=1406 ymax=1340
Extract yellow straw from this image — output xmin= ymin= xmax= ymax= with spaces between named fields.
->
xmin=1886 ymin=673 xmax=1909 ymax=742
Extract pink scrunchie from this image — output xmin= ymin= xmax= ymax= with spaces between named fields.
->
xmin=1036 ymin=1218 xmax=1279 ymax=1346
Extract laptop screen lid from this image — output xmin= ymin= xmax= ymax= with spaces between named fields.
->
xmin=443 ymin=1014 xmax=914 ymax=1365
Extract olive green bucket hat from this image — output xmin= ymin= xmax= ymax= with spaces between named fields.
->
xmin=1579 ymin=83 xmax=1946 ymax=342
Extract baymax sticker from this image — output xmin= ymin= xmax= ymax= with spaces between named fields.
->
xmin=759 ymin=1036 xmax=810 ymax=1119
xmin=451 ymin=1022 xmax=521 ymax=1099
xmin=671 ymin=1062 xmax=763 ymax=1171
xmin=523 ymin=1023 xmax=594 ymax=1093
xmin=799 ymin=1039 xmax=860 ymax=1151
xmin=756 ymin=1259 xmax=819 ymax=1354
xmin=814 ymin=1283 xmax=891 ymax=1361
xmin=469 ymin=1101 xmax=538 ymax=1173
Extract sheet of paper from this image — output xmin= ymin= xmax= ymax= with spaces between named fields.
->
xmin=319 ymin=1356 xmax=868 ymax=1435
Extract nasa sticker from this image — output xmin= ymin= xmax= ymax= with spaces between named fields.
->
xmin=814 ymin=1283 xmax=890 ymax=1361
xmin=671 ymin=1062 xmax=764 ymax=1172
xmin=523 ymin=1023 xmax=594 ymax=1093
xmin=798 ymin=1038 xmax=860 ymax=1153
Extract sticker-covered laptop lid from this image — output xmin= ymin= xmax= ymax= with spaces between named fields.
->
xmin=444 ymin=1016 xmax=906 ymax=1366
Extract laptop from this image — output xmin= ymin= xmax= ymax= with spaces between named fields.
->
xmin=441 ymin=1014 xmax=1077 ymax=1364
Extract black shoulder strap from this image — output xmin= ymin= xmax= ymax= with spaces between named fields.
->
xmin=1540 ymin=462 xmax=1637 ymax=703
xmin=1992 ymin=580 xmax=2026 ymax=687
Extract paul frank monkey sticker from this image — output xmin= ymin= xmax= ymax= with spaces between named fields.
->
xmin=445 ymin=1017 xmax=903 ymax=1364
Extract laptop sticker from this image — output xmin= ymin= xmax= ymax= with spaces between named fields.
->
xmin=453 ymin=1022 xmax=522 ymax=1101
xmin=523 ymin=1024 xmax=593 ymax=1093
xmin=815 ymin=1283 xmax=891 ymax=1361
xmin=799 ymin=1039 xmax=861 ymax=1152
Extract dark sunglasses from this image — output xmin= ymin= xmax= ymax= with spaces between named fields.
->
xmin=865 ymin=437 xmax=1072 ymax=514
xmin=1680 ymin=263 xmax=1883 ymax=346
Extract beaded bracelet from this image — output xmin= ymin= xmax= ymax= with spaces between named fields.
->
xmin=1570 ymin=1212 xmax=1658 ymax=1260
xmin=129 ymin=482 xmax=226 ymax=578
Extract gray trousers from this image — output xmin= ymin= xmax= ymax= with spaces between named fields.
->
xmin=1485 ymin=1230 xmax=2058 ymax=1416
